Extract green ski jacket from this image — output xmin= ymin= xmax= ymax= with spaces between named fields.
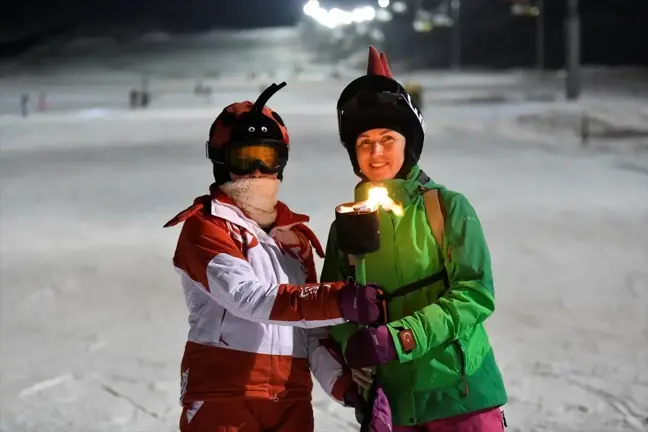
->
xmin=321 ymin=166 xmax=507 ymax=426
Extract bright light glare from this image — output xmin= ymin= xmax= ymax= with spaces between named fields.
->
xmin=376 ymin=8 xmax=393 ymax=21
xmin=392 ymin=1 xmax=407 ymax=13
xmin=330 ymin=8 xmax=353 ymax=26
xmin=353 ymin=6 xmax=376 ymax=22
xmin=378 ymin=0 xmax=390 ymax=8
xmin=302 ymin=1 xmax=376 ymax=28
xmin=303 ymin=0 xmax=319 ymax=16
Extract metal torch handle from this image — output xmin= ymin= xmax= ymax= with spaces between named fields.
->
xmin=352 ymin=255 xmax=376 ymax=404
xmin=354 ymin=254 xmax=367 ymax=285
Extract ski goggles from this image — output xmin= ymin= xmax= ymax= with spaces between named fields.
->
xmin=207 ymin=140 xmax=289 ymax=175
xmin=338 ymin=91 xmax=421 ymax=128
xmin=340 ymin=90 xmax=406 ymax=112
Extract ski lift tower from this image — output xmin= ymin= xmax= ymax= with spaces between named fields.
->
xmin=565 ymin=0 xmax=581 ymax=100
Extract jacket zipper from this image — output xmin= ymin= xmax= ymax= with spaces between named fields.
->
xmin=389 ymin=212 xmax=400 ymax=310
xmin=390 ymin=211 xmax=420 ymax=421
xmin=217 ymin=309 xmax=229 ymax=346
xmin=455 ymin=340 xmax=469 ymax=397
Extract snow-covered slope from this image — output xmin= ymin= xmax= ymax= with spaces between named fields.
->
xmin=1 ymin=27 xmax=647 ymax=432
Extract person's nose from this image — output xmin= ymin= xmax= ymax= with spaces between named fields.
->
xmin=370 ymin=142 xmax=385 ymax=156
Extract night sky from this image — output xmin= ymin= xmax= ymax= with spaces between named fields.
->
xmin=1 ymin=0 xmax=647 ymax=66
xmin=1 ymin=0 xmax=300 ymax=33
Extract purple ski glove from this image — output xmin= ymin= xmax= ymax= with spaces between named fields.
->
xmin=352 ymin=383 xmax=393 ymax=432
xmin=345 ymin=326 xmax=398 ymax=368
xmin=338 ymin=280 xmax=381 ymax=325
xmin=367 ymin=385 xmax=393 ymax=432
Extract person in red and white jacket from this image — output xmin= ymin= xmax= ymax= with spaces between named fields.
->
xmin=164 ymin=82 xmax=381 ymax=432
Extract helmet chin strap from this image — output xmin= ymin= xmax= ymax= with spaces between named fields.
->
xmin=396 ymin=148 xmax=418 ymax=179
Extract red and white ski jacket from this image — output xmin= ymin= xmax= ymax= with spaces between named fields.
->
xmin=164 ymin=188 xmax=352 ymax=406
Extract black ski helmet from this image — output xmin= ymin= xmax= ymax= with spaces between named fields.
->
xmin=337 ymin=46 xmax=425 ymax=178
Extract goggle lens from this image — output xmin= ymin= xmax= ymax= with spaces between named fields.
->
xmin=225 ymin=141 xmax=287 ymax=175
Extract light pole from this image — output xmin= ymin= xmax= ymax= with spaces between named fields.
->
xmin=565 ymin=0 xmax=581 ymax=100
xmin=535 ymin=0 xmax=544 ymax=70
xmin=450 ymin=0 xmax=461 ymax=69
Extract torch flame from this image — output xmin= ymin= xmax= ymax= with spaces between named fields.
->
xmin=366 ymin=186 xmax=403 ymax=215
xmin=336 ymin=186 xmax=403 ymax=215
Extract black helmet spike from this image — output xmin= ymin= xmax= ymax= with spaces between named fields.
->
xmin=252 ymin=81 xmax=287 ymax=113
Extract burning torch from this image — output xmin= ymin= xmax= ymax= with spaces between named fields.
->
xmin=335 ymin=186 xmax=402 ymax=284
xmin=334 ymin=186 xmax=403 ymax=411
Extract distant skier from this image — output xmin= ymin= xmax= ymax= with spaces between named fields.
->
xmin=164 ymin=82 xmax=381 ymax=431
xmin=20 ymin=93 xmax=29 ymax=117
xmin=129 ymin=89 xmax=138 ymax=109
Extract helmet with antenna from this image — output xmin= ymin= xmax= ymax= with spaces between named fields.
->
xmin=207 ymin=82 xmax=290 ymax=184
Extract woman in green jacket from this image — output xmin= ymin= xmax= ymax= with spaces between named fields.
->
xmin=321 ymin=47 xmax=508 ymax=431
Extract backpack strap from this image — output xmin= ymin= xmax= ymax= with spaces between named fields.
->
xmin=423 ymin=188 xmax=446 ymax=250
xmin=380 ymin=268 xmax=448 ymax=301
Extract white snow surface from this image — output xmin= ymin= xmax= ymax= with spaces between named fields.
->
xmin=1 ymin=28 xmax=648 ymax=432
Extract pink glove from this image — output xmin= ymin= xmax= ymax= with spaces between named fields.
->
xmin=344 ymin=381 xmax=393 ymax=432
xmin=364 ymin=385 xmax=392 ymax=432
xmin=345 ymin=326 xmax=397 ymax=368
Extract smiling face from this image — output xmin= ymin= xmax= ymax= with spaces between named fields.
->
xmin=355 ymin=128 xmax=406 ymax=181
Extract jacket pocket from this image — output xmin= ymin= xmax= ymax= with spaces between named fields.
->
xmin=461 ymin=324 xmax=491 ymax=376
